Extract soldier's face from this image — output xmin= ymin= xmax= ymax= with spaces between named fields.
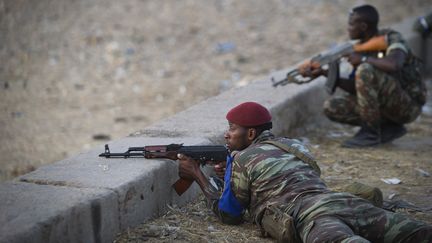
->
xmin=224 ymin=123 xmax=252 ymax=151
xmin=348 ymin=13 xmax=366 ymax=40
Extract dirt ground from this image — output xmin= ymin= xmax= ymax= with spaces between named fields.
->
xmin=1 ymin=0 xmax=432 ymax=242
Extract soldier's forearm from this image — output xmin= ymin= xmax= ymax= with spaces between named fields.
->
xmin=365 ymin=49 xmax=406 ymax=73
xmin=193 ymin=169 xmax=220 ymax=203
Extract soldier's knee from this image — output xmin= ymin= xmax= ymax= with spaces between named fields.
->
xmin=355 ymin=63 xmax=376 ymax=85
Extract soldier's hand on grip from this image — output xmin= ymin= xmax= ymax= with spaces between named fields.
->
xmin=177 ymin=153 xmax=200 ymax=181
xmin=299 ymin=60 xmax=325 ymax=78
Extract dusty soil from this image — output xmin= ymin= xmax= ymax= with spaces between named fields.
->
xmin=114 ymin=83 xmax=432 ymax=242
xmin=1 ymin=0 xmax=432 ymax=241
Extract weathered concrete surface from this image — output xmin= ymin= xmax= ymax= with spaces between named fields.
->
xmin=0 ymin=181 xmax=118 ymax=243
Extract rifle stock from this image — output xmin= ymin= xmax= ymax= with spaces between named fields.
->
xmin=99 ymin=144 xmax=228 ymax=195
xmin=172 ymin=178 xmax=194 ymax=196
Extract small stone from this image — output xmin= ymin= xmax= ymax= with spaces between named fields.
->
xmin=415 ymin=168 xmax=430 ymax=177
xmin=92 ymin=134 xmax=111 ymax=140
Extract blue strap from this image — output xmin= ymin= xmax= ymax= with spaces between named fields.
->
xmin=349 ymin=67 xmax=357 ymax=80
xmin=218 ymin=155 xmax=244 ymax=217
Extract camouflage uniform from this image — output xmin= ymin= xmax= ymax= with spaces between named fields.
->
xmin=324 ymin=29 xmax=427 ymax=128
xmin=212 ymin=130 xmax=432 ymax=242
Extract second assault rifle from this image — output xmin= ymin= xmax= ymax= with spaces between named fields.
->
xmin=99 ymin=144 xmax=229 ymax=195
xmin=271 ymin=35 xmax=388 ymax=94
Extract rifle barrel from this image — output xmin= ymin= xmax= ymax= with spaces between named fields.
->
xmin=99 ymin=152 xmax=144 ymax=158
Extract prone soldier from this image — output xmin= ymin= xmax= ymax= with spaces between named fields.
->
xmin=178 ymin=101 xmax=432 ymax=242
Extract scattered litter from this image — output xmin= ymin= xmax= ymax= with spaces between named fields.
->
xmin=207 ymin=225 xmax=217 ymax=232
xmin=132 ymin=84 xmax=142 ymax=93
xmin=298 ymin=137 xmax=311 ymax=145
xmin=125 ymin=47 xmax=135 ymax=56
xmin=388 ymin=193 xmax=398 ymax=200
xmin=235 ymin=79 xmax=248 ymax=87
xmin=380 ymin=178 xmax=401 ymax=185
xmin=326 ymin=131 xmax=350 ymax=138
xmin=331 ymin=163 xmax=344 ymax=173
xmin=215 ymin=42 xmax=236 ymax=54
xmin=415 ymin=168 xmax=430 ymax=177
xmin=11 ymin=111 xmax=23 ymax=118
xmin=178 ymin=85 xmax=187 ymax=95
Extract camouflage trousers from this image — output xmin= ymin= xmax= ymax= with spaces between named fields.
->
xmin=291 ymin=192 xmax=432 ymax=243
xmin=323 ymin=63 xmax=422 ymax=128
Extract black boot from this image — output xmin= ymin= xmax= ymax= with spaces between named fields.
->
xmin=381 ymin=122 xmax=407 ymax=143
xmin=342 ymin=123 xmax=381 ymax=148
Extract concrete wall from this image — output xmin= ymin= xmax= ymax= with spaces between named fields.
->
xmin=0 ymin=16 xmax=429 ymax=243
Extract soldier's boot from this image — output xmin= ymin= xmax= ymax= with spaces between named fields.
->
xmin=342 ymin=123 xmax=381 ymax=148
xmin=381 ymin=122 xmax=407 ymax=143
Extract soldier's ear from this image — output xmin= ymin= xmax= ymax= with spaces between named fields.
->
xmin=247 ymin=128 xmax=257 ymax=142
xmin=360 ymin=21 xmax=368 ymax=32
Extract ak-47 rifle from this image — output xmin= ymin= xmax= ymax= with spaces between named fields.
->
xmin=99 ymin=144 xmax=228 ymax=195
xmin=271 ymin=35 xmax=388 ymax=94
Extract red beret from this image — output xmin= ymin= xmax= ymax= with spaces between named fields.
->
xmin=226 ymin=102 xmax=272 ymax=127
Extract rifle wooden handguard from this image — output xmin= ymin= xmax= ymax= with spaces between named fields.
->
xmin=353 ymin=35 xmax=388 ymax=52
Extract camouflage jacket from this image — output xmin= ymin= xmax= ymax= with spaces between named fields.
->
xmin=217 ymin=130 xmax=328 ymax=224
xmin=378 ymin=28 xmax=426 ymax=105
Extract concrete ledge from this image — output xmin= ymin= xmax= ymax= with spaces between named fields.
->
xmin=0 ymin=181 xmax=118 ymax=243
xmin=1 ymin=16 xmax=429 ymax=243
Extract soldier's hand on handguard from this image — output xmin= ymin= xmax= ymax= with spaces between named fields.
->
xmin=213 ymin=161 xmax=227 ymax=179
xmin=346 ymin=52 xmax=363 ymax=67
xmin=177 ymin=153 xmax=201 ymax=181
xmin=298 ymin=60 xmax=326 ymax=78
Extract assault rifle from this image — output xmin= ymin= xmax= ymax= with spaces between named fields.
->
xmin=99 ymin=144 xmax=228 ymax=195
xmin=271 ymin=35 xmax=388 ymax=94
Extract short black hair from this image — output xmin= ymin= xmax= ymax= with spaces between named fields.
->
xmin=249 ymin=122 xmax=273 ymax=137
xmin=351 ymin=4 xmax=379 ymax=29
